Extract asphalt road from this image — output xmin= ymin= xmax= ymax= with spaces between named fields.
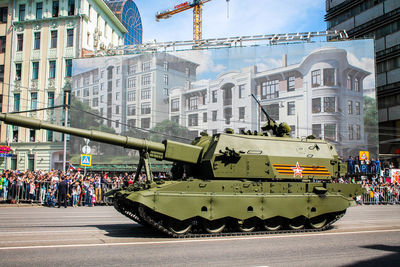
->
xmin=0 ymin=205 xmax=399 ymax=266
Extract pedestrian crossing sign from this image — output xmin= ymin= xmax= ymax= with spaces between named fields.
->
xmin=80 ymin=154 xmax=92 ymax=167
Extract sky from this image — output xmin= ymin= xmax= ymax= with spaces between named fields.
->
xmin=134 ymin=0 xmax=327 ymax=42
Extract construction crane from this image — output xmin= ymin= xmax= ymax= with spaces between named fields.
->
xmin=156 ymin=0 xmax=213 ymax=41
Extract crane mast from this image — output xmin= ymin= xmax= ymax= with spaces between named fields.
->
xmin=156 ymin=0 xmax=212 ymax=41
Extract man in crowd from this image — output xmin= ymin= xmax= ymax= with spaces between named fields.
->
xmin=58 ymin=177 xmax=68 ymax=208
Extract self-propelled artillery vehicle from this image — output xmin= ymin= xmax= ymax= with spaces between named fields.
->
xmin=0 ymin=107 xmax=364 ymax=237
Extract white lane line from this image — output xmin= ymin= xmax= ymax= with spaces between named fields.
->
xmin=0 ymin=228 xmax=399 ymax=250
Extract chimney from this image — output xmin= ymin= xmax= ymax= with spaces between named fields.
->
xmin=282 ymin=54 xmax=287 ymax=67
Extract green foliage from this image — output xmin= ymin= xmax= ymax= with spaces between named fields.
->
xmin=150 ymin=120 xmax=191 ymax=143
xmin=363 ymin=96 xmax=378 ymax=155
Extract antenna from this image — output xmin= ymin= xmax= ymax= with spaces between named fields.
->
xmin=226 ymin=0 xmax=230 ymax=19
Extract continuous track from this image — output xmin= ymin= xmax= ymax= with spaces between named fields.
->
xmin=114 ymin=197 xmax=345 ymax=238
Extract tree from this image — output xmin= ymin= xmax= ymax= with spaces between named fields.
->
xmin=149 ymin=120 xmax=192 ymax=143
xmin=363 ymin=96 xmax=378 ymax=156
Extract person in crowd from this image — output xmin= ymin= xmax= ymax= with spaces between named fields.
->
xmin=95 ymin=177 xmax=101 ymax=204
xmin=346 ymin=156 xmax=354 ymax=174
xmin=354 ymin=156 xmax=361 ymax=174
xmin=57 ymin=177 xmax=68 ymax=208
xmin=39 ymin=182 xmax=47 ymax=205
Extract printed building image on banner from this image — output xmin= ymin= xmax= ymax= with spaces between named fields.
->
xmin=71 ymin=39 xmax=377 ymax=166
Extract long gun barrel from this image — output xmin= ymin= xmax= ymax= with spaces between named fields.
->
xmin=0 ymin=113 xmax=202 ymax=164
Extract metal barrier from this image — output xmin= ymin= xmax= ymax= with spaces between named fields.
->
xmin=1 ymin=181 xmax=399 ymax=206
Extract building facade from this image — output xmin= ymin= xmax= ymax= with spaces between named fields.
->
xmin=105 ymin=0 xmax=143 ymax=45
xmin=72 ymin=53 xmax=198 ymax=134
xmin=0 ymin=0 xmax=127 ymax=171
xmin=170 ymin=47 xmax=370 ymax=156
xmin=325 ymin=0 xmax=400 ymax=158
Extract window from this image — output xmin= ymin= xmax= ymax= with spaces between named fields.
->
xmin=163 ymin=61 xmax=168 ymax=71
xmin=65 ymin=59 xmax=72 ymax=77
xmin=312 ymin=98 xmax=321 ymax=113
xmin=52 ymin=1 xmax=59 ymax=17
xmin=115 ymin=120 xmax=119 ymax=128
xmin=67 ymin=29 xmax=74 ymax=47
xmin=287 ymin=101 xmax=295 ymax=115
xmin=171 ymin=99 xmax=179 ymax=112
xmin=51 ymin=31 xmax=57 ymax=48
xmin=348 ymin=125 xmax=354 ymax=140
xmin=141 ymin=103 xmax=151 ymax=114
xmin=0 ymin=7 xmax=7 ymax=23
xmin=323 ymin=97 xmax=335 ymax=113
xmin=238 ymin=85 xmax=245 ymax=98
xmin=87 ymin=33 xmax=90 ymax=46
xmin=355 ymin=102 xmax=361 ymax=115
xmin=30 ymin=130 xmax=36 ymax=143
xmin=171 ymin=116 xmax=179 ymax=124
xmin=312 ymin=124 xmax=321 ymax=139
xmin=261 ymin=104 xmax=279 ymax=121
xmin=19 ymin=4 xmax=25 ymax=21
xmin=261 ymin=80 xmax=279 ymax=99
xmin=142 ymin=61 xmax=151 ymax=71
xmin=14 ymin=93 xmax=20 ymax=111
xmin=127 ymin=77 xmax=136 ymax=88
xmin=36 ymin=2 xmax=43 ymax=19
xmin=115 ymin=92 xmax=120 ymax=100
xmin=83 ymin=88 xmax=89 ymax=97
xmin=34 ymin=32 xmax=40 ymax=50
xmin=141 ymin=118 xmax=150 ymax=129
xmin=324 ymin=124 xmax=336 ymax=142
xmin=185 ymin=67 xmax=190 ymax=77
xmin=49 ymin=61 xmax=56 ymax=78
xmin=92 ymin=86 xmax=99 ymax=95
xmin=212 ymin=90 xmax=217 ymax=103
xmin=189 ymin=97 xmax=198 ymax=110
xmin=289 ymin=125 xmax=296 ymax=138
xmin=141 ymin=89 xmax=151 ymax=100
xmin=127 ymin=91 xmax=136 ymax=101
xmin=164 ymin=74 xmax=168 ymax=85
xmin=164 ymin=88 xmax=169 ymax=96
xmin=212 ymin=110 xmax=217 ymax=121
xmin=356 ymin=125 xmax=361 ymax=140
xmin=347 ymin=75 xmax=352 ymax=90
xmin=203 ymin=112 xmax=207 ymax=122
xmin=31 ymin=92 xmax=38 ymax=110
xmin=323 ymin=68 xmax=335 ymax=86
xmin=128 ymin=64 xmax=136 ymax=75
xmin=32 ymin=62 xmax=39 ymax=80
xmin=47 ymin=130 xmax=53 ymax=142
xmin=354 ymin=78 xmax=360 ymax=92
xmin=115 ymin=105 xmax=120 ymax=115
xmin=83 ymin=76 xmax=89 ymax=86
xmin=311 ymin=70 xmax=321 ymax=87
xmin=15 ymin=63 xmax=22 ymax=80
xmin=188 ymin=114 xmax=198 ymax=127
xmin=348 ymin=100 xmax=353 ymax=114
xmin=141 ymin=74 xmax=151 ymax=86
xmin=48 ymin=92 xmax=55 ymax=107
xmin=127 ymin=105 xmax=136 ymax=116
xmin=104 ymin=22 xmax=108 ymax=38
xmin=0 ymin=65 xmax=4 ymax=82
xmin=128 ymin=119 xmax=136 ymax=127
xmin=68 ymin=0 xmax=75 ymax=16
xmin=17 ymin=34 xmax=23 ymax=51
xmin=288 ymin=77 xmax=295 ymax=91
xmin=0 ymin=36 xmax=6 ymax=53
xmin=239 ymin=107 xmax=245 ymax=120
xmin=116 ymin=66 xmax=120 ymax=74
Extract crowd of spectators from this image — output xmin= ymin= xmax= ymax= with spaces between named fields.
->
xmin=0 ymin=169 xmax=169 ymax=207
xmin=0 ymin=165 xmax=398 ymax=206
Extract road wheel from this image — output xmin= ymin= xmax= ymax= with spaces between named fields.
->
xmin=288 ymin=216 xmax=305 ymax=230
xmin=308 ymin=215 xmax=327 ymax=229
xmin=264 ymin=217 xmax=282 ymax=231
xmin=167 ymin=218 xmax=192 ymax=235
xmin=238 ymin=218 xmax=257 ymax=232
xmin=204 ymin=219 xmax=226 ymax=233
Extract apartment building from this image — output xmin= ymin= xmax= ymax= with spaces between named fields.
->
xmin=325 ymin=0 xmax=400 ymax=157
xmin=171 ymin=47 xmax=370 ymax=156
xmin=0 ymin=0 xmax=127 ymax=170
xmin=72 ymin=53 xmax=199 ymax=134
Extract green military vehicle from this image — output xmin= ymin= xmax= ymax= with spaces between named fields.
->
xmin=0 ymin=105 xmax=363 ymax=237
